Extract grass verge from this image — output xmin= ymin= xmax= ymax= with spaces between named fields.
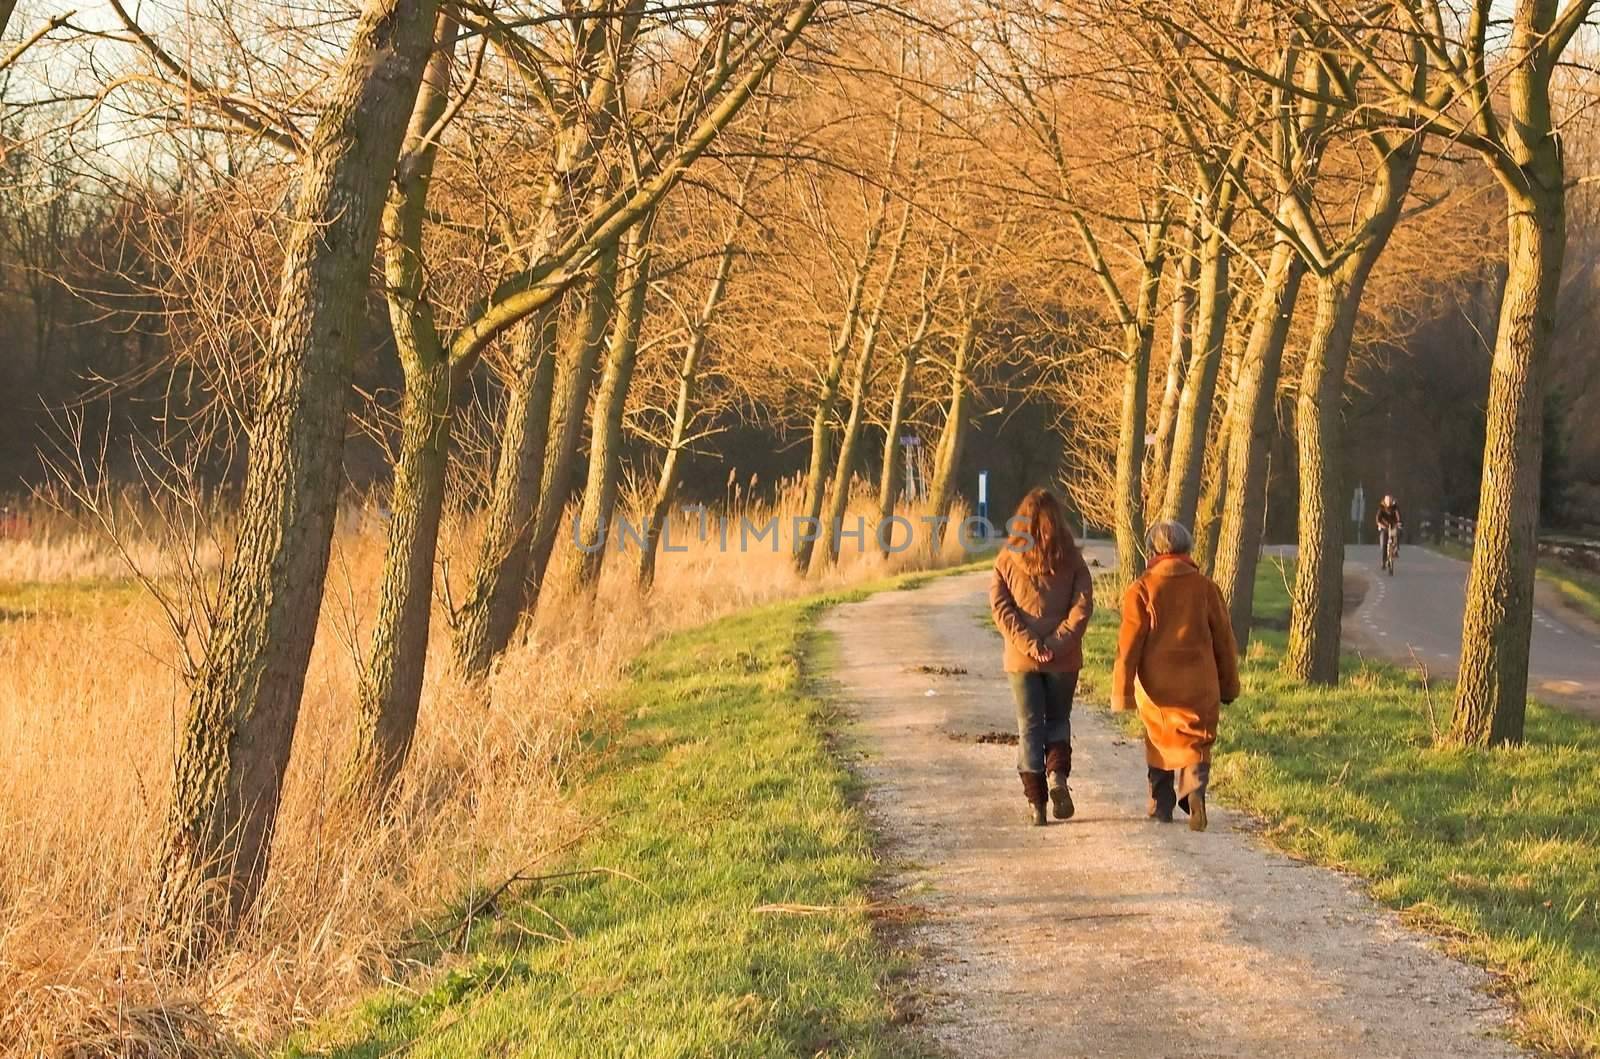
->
xmin=1083 ymin=559 xmax=1600 ymax=1056
xmin=288 ymin=580 xmax=937 ymax=1059
xmin=1541 ymin=562 xmax=1600 ymax=626
xmin=1431 ymin=540 xmax=1600 ymax=626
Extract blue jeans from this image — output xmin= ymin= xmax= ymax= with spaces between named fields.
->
xmin=1008 ymin=671 xmax=1077 ymax=774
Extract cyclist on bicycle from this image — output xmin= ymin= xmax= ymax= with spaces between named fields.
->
xmin=1376 ymin=495 xmax=1402 ymax=572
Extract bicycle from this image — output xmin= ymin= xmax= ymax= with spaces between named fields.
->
xmin=1380 ymin=524 xmax=1401 ymax=576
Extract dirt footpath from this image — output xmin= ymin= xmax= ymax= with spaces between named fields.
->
xmin=822 ymin=571 xmax=1526 ymax=1059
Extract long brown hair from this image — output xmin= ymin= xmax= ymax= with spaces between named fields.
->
xmin=1007 ymin=487 xmax=1078 ymax=575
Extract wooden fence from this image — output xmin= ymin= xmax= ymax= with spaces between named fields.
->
xmin=1439 ymin=513 xmax=1600 ymax=575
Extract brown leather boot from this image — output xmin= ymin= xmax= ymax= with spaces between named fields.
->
xmin=1019 ymin=771 xmax=1048 ymax=826
xmin=1044 ymin=741 xmax=1073 ymax=820
xmin=1177 ymin=763 xmax=1210 ymax=832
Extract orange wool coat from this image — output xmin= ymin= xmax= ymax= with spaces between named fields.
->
xmin=1111 ymin=556 xmax=1241 ymax=769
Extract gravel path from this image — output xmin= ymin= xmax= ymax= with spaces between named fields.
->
xmin=822 ymin=569 xmax=1528 ymax=1059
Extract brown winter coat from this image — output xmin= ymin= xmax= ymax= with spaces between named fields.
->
xmin=1111 ymin=555 xmax=1240 ymax=769
xmin=989 ymin=545 xmax=1094 ymax=673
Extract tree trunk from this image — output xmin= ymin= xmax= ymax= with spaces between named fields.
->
xmin=1192 ymin=423 xmax=1229 ymax=576
xmin=823 ymin=205 xmax=913 ymax=567
xmin=344 ymin=11 xmax=458 ymax=810
xmin=446 ymin=0 xmax=647 ymax=673
xmin=524 ymin=247 xmax=622 ymax=598
xmin=637 ymin=420 xmax=686 ymax=591
xmin=1161 ymin=206 xmax=1232 ymax=528
xmin=1282 ymin=273 xmax=1355 ymax=684
xmin=450 ymin=314 xmax=559 ymax=679
xmin=348 ymin=356 xmax=451 ymax=801
xmin=875 ymin=351 xmax=915 ymax=558
xmin=452 ymin=249 xmax=618 ymax=677
xmin=869 ymin=253 xmax=938 ymax=560
xmin=1440 ymin=0 xmax=1581 ymax=745
xmin=795 ymin=377 xmax=843 ymax=572
xmin=925 ymin=315 xmax=976 ymax=554
xmin=1450 ymin=188 xmax=1565 ymax=745
xmin=1283 ymin=143 xmax=1419 ymax=686
xmin=1113 ymin=335 xmax=1152 ymax=587
xmin=1148 ymin=212 xmax=1199 ymax=509
xmin=449 ymin=67 xmax=614 ymax=679
xmin=1111 ymin=230 xmax=1168 ymax=589
xmin=793 ymin=109 xmax=902 ymax=574
xmin=152 ymin=0 xmax=439 ymax=946
xmin=573 ymin=220 xmax=653 ymax=590
xmin=794 ymin=258 xmax=877 ymax=573
xmin=822 ymin=347 xmax=875 ymax=567
xmin=1211 ymin=236 xmax=1305 ymax=644
xmin=637 ymin=231 xmax=738 ymax=590
xmin=1192 ymin=332 xmax=1243 ymax=576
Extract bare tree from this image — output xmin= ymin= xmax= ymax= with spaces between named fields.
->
xmin=1263 ymin=29 xmax=1429 ymax=686
xmin=1142 ymin=8 xmax=1264 ymax=532
xmin=874 ymin=242 xmax=947 ymax=556
xmin=977 ymin=0 xmax=1176 ymax=585
xmin=342 ymin=12 xmax=466 ymax=808
xmin=821 ymin=196 xmax=916 ymax=567
xmin=1 ymin=4 xmax=75 ymax=81
xmin=571 ymin=214 xmax=656 ymax=588
xmin=1418 ymin=0 xmax=1594 ymax=743
xmin=1280 ymin=126 xmax=1423 ymax=686
xmin=1148 ymin=206 xmax=1201 ymax=504
xmin=790 ymin=100 xmax=906 ymax=574
xmin=634 ymin=169 xmax=755 ymax=589
xmin=152 ymin=0 xmax=441 ymax=947
xmin=923 ymin=213 xmax=1017 ymax=550
xmin=1210 ymin=40 xmax=1329 ymax=644
xmin=1194 ymin=0 xmax=1594 ymax=723
xmin=450 ymin=0 xmax=824 ymax=676
xmin=1159 ymin=153 xmax=1243 ymax=529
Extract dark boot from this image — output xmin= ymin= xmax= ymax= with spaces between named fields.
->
xmin=1178 ymin=763 xmax=1210 ymax=831
xmin=1147 ymin=767 xmax=1176 ymax=823
xmin=1019 ymin=771 xmax=1048 ymax=826
xmin=1044 ymin=741 xmax=1074 ymax=820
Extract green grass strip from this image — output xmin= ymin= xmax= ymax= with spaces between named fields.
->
xmin=1541 ymin=561 xmax=1600 ymax=626
xmin=291 ymin=582 xmax=931 ymax=1059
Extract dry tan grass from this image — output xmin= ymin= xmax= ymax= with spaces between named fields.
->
xmin=0 ymin=478 xmax=971 ymax=1057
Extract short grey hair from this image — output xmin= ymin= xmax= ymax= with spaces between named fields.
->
xmin=1146 ymin=520 xmax=1193 ymax=556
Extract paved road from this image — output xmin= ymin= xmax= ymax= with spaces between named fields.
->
xmin=1341 ymin=544 xmax=1600 ymax=715
xmin=823 ymin=573 xmax=1524 ymax=1059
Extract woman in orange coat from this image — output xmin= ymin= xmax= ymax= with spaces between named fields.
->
xmin=1112 ymin=520 xmax=1239 ymax=831
xmin=990 ymin=488 xmax=1094 ymax=826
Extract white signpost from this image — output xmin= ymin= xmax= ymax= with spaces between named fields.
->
xmin=899 ymin=435 xmax=922 ymax=502
xmin=1351 ymin=484 xmax=1366 ymax=545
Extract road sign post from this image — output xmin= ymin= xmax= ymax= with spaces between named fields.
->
xmin=1351 ymin=484 xmax=1366 ymax=545
xmin=977 ymin=470 xmax=989 ymax=535
xmin=899 ymin=434 xmax=921 ymax=503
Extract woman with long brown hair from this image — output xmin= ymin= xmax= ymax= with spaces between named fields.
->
xmin=989 ymin=487 xmax=1094 ymax=825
